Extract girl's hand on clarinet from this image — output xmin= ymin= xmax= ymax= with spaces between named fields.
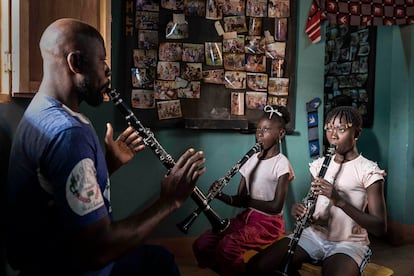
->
xmin=311 ymin=177 xmax=334 ymax=198
xmin=105 ymin=123 xmax=145 ymax=174
xmin=291 ymin=203 xmax=307 ymax=220
xmin=161 ymin=148 xmax=206 ymax=208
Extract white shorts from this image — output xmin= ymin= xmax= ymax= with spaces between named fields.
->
xmin=291 ymin=227 xmax=372 ymax=273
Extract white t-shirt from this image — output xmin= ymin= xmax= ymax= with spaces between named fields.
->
xmin=239 ymin=152 xmax=294 ymax=213
xmin=310 ymin=154 xmax=386 ymax=244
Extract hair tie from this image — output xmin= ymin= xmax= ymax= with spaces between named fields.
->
xmin=264 ymin=105 xmax=282 ymax=119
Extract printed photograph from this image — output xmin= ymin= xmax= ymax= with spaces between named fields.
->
xmin=245 ymin=54 xmax=266 ymax=72
xmin=230 ymin=91 xmax=245 ymax=115
xmin=246 ymin=73 xmax=268 ymax=91
xmin=154 ymin=80 xmax=178 ymax=100
xmin=223 ymin=35 xmax=245 ymax=54
xmin=206 ymin=0 xmax=223 ymax=20
xmin=265 ymin=42 xmax=286 ymax=60
xmin=157 ymin=61 xmax=180 ymax=80
xmin=138 ymin=30 xmax=159 ymax=49
xmin=267 ymin=95 xmax=287 ymax=106
xmin=133 ymin=49 xmax=157 ymax=68
xmin=135 ymin=11 xmax=159 ymax=30
xmin=203 ymin=69 xmax=225 ymax=84
xmin=181 ymin=63 xmax=203 ymax=81
xmin=205 ymin=42 xmax=223 ymax=66
xmin=268 ymin=77 xmax=289 ymax=96
xmin=246 ymin=91 xmax=267 ymax=109
xmin=222 ymin=0 xmax=245 ymax=16
xmin=136 ymin=0 xmax=160 ymax=11
xmin=184 ymin=0 xmax=206 ymax=16
xmin=182 ymin=43 xmax=205 ymax=62
xmin=268 ymin=0 xmax=290 ymax=18
xmin=131 ymin=67 xmax=155 ymax=89
xmin=245 ymin=36 xmax=265 ymax=54
xmin=248 ymin=17 xmax=262 ymax=36
xmin=223 ymin=53 xmax=245 ymax=71
xmin=178 ymin=81 xmax=201 ymax=98
xmin=159 ymin=42 xmax=183 ymax=61
xmin=246 ymin=0 xmax=267 ymax=17
xmin=274 ymin=18 xmax=288 ymax=41
xmin=157 ymin=100 xmax=183 ymax=120
xmin=161 ymin=0 xmax=184 ymax=10
xmin=166 ymin=21 xmax=189 ymax=39
xmin=223 ymin=16 xmax=247 ymax=33
xmin=224 ymin=71 xmax=246 ymax=89
xmin=131 ymin=89 xmax=155 ymax=109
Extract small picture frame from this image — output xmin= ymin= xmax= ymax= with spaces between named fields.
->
xmin=131 ymin=89 xmax=155 ymax=109
xmin=157 ymin=100 xmax=183 ymax=120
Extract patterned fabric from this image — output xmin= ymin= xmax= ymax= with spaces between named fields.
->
xmin=306 ymin=0 xmax=414 ymax=43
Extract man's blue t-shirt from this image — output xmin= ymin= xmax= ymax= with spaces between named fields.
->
xmin=7 ymin=93 xmax=113 ymax=275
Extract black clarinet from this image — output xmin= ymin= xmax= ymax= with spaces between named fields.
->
xmin=107 ymin=89 xmax=228 ymax=233
xmin=276 ymin=145 xmax=336 ymax=275
xmin=177 ymin=142 xmax=262 ymax=234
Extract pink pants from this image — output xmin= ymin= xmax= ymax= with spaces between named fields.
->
xmin=192 ymin=208 xmax=284 ymax=276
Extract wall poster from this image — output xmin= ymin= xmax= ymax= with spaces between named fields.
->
xmin=323 ymin=23 xmax=376 ymax=128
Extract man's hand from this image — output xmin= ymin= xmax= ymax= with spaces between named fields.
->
xmin=160 ymin=148 xmax=206 ymax=209
xmin=105 ymin=123 xmax=145 ymax=174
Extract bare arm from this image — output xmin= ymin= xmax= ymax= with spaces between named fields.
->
xmin=68 ymin=148 xmax=206 ymax=271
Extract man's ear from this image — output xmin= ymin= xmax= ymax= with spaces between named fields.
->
xmin=67 ymin=51 xmax=82 ymax=73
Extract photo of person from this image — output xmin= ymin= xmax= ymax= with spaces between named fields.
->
xmin=205 ymin=42 xmax=223 ymax=66
xmin=223 ymin=36 xmax=245 ymax=53
xmin=222 ymin=0 xmax=245 ymax=15
xmin=248 ymin=17 xmax=262 ymax=36
xmin=223 ymin=16 xmax=248 ymax=33
xmin=275 ymin=18 xmax=287 ymax=41
xmin=135 ymin=11 xmax=159 ymax=30
xmin=154 ymin=80 xmax=178 ymax=100
xmin=230 ymin=91 xmax=245 ymax=115
xmin=265 ymin=42 xmax=286 ymax=60
xmin=268 ymin=0 xmax=290 ymax=17
xmin=157 ymin=100 xmax=183 ymax=120
xmin=206 ymin=0 xmax=223 ymax=20
xmin=161 ymin=0 xmax=184 ymax=10
xmin=247 ymin=73 xmax=268 ymax=91
xmin=245 ymin=91 xmax=267 ymax=109
xmin=246 ymin=0 xmax=267 ymax=17
xmin=203 ymin=69 xmax=225 ymax=84
xmin=245 ymin=54 xmax=266 ymax=72
xmin=268 ymin=77 xmax=289 ymax=96
xmin=223 ymin=53 xmax=245 ymax=71
xmin=159 ymin=42 xmax=183 ymax=61
xmin=267 ymin=95 xmax=288 ymax=106
xmin=271 ymin=59 xmax=284 ymax=77
xmin=224 ymin=71 xmax=246 ymax=89
xmin=131 ymin=67 xmax=155 ymax=89
xmin=184 ymin=0 xmax=206 ymax=16
xmin=181 ymin=63 xmax=203 ymax=81
xmin=245 ymin=36 xmax=265 ymax=54
xmin=166 ymin=20 xmax=189 ymax=39
xmin=131 ymin=89 xmax=155 ymax=109
xmin=178 ymin=81 xmax=201 ymax=98
xmin=138 ymin=30 xmax=158 ymax=49
xmin=136 ymin=0 xmax=160 ymax=11
xmin=133 ymin=49 xmax=157 ymax=68
xmin=182 ymin=43 xmax=205 ymax=62
xmin=157 ymin=61 xmax=180 ymax=80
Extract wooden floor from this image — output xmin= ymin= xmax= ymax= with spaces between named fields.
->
xmin=150 ymin=236 xmax=414 ymax=275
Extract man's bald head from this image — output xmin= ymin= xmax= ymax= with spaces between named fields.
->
xmin=39 ymin=18 xmax=104 ymax=60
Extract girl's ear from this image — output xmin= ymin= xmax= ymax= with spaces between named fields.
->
xmin=67 ymin=51 xmax=82 ymax=74
xmin=279 ymin=128 xmax=286 ymax=140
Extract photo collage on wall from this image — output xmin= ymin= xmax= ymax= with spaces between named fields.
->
xmin=132 ymin=0 xmax=291 ymax=120
xmin=323 ymin=23 xmax=375 ymax=127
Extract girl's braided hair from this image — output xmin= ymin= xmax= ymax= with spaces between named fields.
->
xmin=325 ymin=106 xmax=363 ymax=137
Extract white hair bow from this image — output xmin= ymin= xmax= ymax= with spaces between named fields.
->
xmin=264 ymin=105 xmax=282 ymax=119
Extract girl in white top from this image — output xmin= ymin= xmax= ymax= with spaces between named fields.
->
xmin=247 ymin=106 xmax=387 ymax=276
xmin=193 ymin=105 xmax=295 ymax=276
